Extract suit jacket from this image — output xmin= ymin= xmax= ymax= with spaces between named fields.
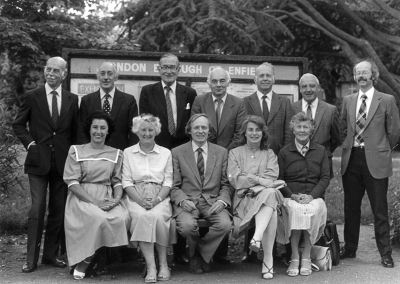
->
xmin=292 ymin=99 xmax=340 ymax=158
xmin=244 ymin=92 xmax=293 ymax=155
xmin=191 ymin=93 xmax=246 ymax=150
xmin=77 ymin=88 xmax=138 ymax=150
xmin=139 ymin=82 xmax=197 ymax=150
xmin=12 ymin=86 xmax=79 ymax=176
xmin=170 ymin=142 xmax=232 ymax=217
xmin=340 ymin=90 xmax=400 ymax=178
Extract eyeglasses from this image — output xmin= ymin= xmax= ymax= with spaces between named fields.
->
xmin=210 ymin=79 xmax=228 ymax=85
xmin=355 ymin=71 xmax=371 ymax=77
xmin=159 ymin=65 xmax=179 ymax=72
xmin=44 ymin=67 xmax=62 ymax=75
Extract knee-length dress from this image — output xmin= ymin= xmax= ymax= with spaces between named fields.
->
xmin=122 ymin=143 xmax=173 ymax=247
xmin=228 ymin=145 xmax=284 ymax=238
xmin=63 ymin=145 xmax=130 ymax=266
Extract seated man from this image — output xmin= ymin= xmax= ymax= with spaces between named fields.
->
xmin=171 ymin=113 xmax=232 ymax=274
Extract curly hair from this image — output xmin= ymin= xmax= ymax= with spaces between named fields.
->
xmin=131 ymin=113 xmax=162 ymax=136
xmin=289 ymin=112 xmax=315 ymax=135
xmin=239 ymin=115 xmax=269 ymax=150
xmin=83 ymin=110 xmax=116 ymax=143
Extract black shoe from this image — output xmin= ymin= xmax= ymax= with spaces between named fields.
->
xmin=213 ymin=256 xmax=233 ymax=264
xmin=381 ymin=254 xmax=394 ymax=268
xmin=22 ymin=262 xmax=37 ymax=273
xmin=200 ymin=255 xmax=210 ymax=273
xmin=189 ymin=255 xmax=203 ymax=274
xmin=175 ymin=254 xmax=189 ymax=265
xmin=340 ymin=248 xmax=356 ymax=259
xmin=42 ymin=258 xmax=67 ymax=268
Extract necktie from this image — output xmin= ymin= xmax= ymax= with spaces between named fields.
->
xmin=51 ymin=91 xmax=59 ymax=125
xmin=215 ymin=98 xmax=222 ymax=132
xmin=262 ymin=95 xmax=269 ymax=123
xmin=103 ymin=93 xmax=111 ymax=115
xmin=164 ymin=86 xmax=176 ymax=136
xmin=197 ymin=148 xmax=204 ymax=185
xmin=355 ymin=94 xmax=367 ymax=144
xmin=307 ymin=103 xmax=313 ymax=120
xmin=301 ymin=145 xmax=308 ymax=156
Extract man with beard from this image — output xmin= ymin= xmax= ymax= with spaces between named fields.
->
xmin=291 ymin=73 xmax=340 ymax=178
xmin=340 ymin=60 xmax=400 ymax=268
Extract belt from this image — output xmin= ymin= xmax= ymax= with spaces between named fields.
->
xmin=352 ymin=146 xmax=365 ymax=150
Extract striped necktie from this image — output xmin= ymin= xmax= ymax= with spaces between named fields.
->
xmin=262 ymin=95 xmax=269 ymax=122
xmin=197 ymin=148 xmax=204 ymax=185
xmin=164 ymin=86 xmax=176 ymax=136
xmin=355 ymin=94 xmax=367 ymax=144
xmin=51 ymin=91 xmax=59 ymax=125
xmin=307 ymin=103 xmax=313 ymax=120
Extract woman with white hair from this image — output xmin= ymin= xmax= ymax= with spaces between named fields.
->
xmin=122 ymin=114 xmax=173 ymax=283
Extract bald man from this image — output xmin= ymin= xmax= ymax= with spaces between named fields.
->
xmin=291 ymin=73 xmax=340 ymax=178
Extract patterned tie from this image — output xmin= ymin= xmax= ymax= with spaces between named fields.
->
xmin=307 ymin=103 xmax=313 ymax=120
xmin=262 ymin=95 xmax=269 ymax=123
xmin=164 ymin=86 xmax=176 ymax=136
xmin=103 ymin=93 xmax=111 ymax=115
xmin=197 ymin=148 xmax=204 ymax=185
xmin=51 ymin=91 xmax=59 ymax=125
xmin=215 ymin=98 xmax=222 ymax=132
xmin=301 ymin=145 xmax=308 ymax=156
xmin=355 ymin=94 xmax=367 ymax=144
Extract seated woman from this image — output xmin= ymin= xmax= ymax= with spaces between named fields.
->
xmin=63 ymin=110 xmax=130 ymax=280
xmin=228 ymin=115 xmax=284 ymax=280
xmin=276 ymin=112 xmax=329 ymax=277
xmin=122 ymin=114 xmax=173 ymax=283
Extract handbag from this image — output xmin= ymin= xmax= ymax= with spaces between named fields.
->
xmin=315 ymin=221 xmax=340 ymax=266
xmin=310 ymin=245 xmax=332 ymax=272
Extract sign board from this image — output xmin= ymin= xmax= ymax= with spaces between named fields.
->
xmin=63 ymin=49 xmax=308 ymax=105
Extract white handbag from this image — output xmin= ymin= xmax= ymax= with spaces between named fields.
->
xmin=310 ymin=245 xmax=332 ymax=271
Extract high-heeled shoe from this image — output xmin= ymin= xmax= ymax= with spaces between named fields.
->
xmin=286 ymin=259 xmax=299 ymax=277
xmin=73 ymin=258 xmax=92 ymax=280
xmin=262 ymin=262 xmax=274 ymax=280
xmin=157 ymin=265 xmax=171 ymax=281
xmin=300 ymin=259 xmax=312 ymax=276
xmin=249 ymin=239 xmax=262 ymax=253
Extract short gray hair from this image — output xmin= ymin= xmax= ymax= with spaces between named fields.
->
xmin=96 ymin=62 xmax=119 ymax=76
xmin=131 ymin=114 xmax=162 ymax=136
xmin=289 ymin=112 xmax=315 ymax=134
xmin=299 ymin=73 xmax=320 ymax=85
xmin=255 ymin=62 xmax=274 ymax=76
xmin=207 ymin=66 xmax=231 ymax=84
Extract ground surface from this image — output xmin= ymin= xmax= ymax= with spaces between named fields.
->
xmin=1 ymin=225 xmax=399 ymax=284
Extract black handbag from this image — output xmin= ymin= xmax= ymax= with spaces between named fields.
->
xmin=315 ymin=221 xmax=340 ymax=266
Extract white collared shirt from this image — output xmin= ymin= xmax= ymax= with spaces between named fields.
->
xmin=162 ymin=81 xmax=177 ymax=126
xmin=100 ymin=87 xmax=116 ymax=109
xmin=353 ymin=87 xmax=374 ymax=147
xmin=257 ymin=90 xmax=272 ymax=112
xmin=192 ymin=141 xmax=208 ymax=173
xmin=45 ymin=83 xmax=62 ymax=116
xmin=302 ymin=98 xmax=318 ymax=119
xmin=295 ymin=139 xmax=310 ymax=156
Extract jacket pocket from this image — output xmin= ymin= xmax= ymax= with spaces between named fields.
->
xmin=25 ymin=145 xmax=40 ymax=166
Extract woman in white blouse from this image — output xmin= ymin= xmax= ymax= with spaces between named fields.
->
xmin=122 ymin=114 xmax=173 ymax=283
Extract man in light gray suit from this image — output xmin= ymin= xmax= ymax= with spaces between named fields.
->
xmin=171 ymin=114 xmax=232 ymax=274
xmin=292 ymin=73 xmax=340 ymax=178
xmin=340 ymin=60 xmax=400 ymax=268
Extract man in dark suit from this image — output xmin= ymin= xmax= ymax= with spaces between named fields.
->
xmin=340 ymin=60 xmax=400 ymax=268
xmin=77 ymin=62 xmax=138 ymax=150
xmin=191 ymin=67 xmax=246 ymax=150
xmin=292 ymin=73 xmax=340 ymax=178
xmin=244 ymin=62 xmax=293 ymax=156
xmin=171 ymin=114 xmax=232 ymax=274
xmin=13 ymin=57 xmax=79 ymax=273
xmin=139 ymin=53 xmax=197 ymax=150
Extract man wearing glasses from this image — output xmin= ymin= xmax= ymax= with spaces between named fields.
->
xmin=139 ymin=53 xmax=197 ymax=150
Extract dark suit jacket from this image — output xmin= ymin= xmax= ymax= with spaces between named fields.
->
xmin=244 ymin=91 xmax=293 ymax=155
xmin=191 ymin=93 xmax=246 ymax=150
xmin=12 ymin=86 xmax=79 ymax=176
xmin=170 ymin=142 xmax=232 ymax=217
xmin=341 ymin=90 xmax=400 ymax=179
xmin=77 ymin=88 xmax=138 ymax=150
xmin=278 ymin=141 xmax=330 ymax=199
xmin=139 ymin=82 xmax=197 ymax=150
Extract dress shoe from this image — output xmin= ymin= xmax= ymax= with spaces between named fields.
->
xmin=189 ymin=255 xmax=203 ymax=274
xmin=175 ymin=254 xmax=189 ymax=265
xmin=339 ymin=248 xmax=356 ymax=259
xmin=42 ymin=257 xmax=67 ymax=268
xmin=22 ymin=262 xmax=37 ymax=273
xmin=213 ymin=256 xmax=233 ymax=264
xmin=381 ymin=254 xmax=394 ymax=268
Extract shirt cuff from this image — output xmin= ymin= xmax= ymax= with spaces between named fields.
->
xmin=217 ymin=200 xmax=227 ymax=207
xmin=27 ymin=141 xmax=36 ymax=150
xmin=113 ymin=183 xmax=122 ymax=188
xmin=67 ymin=181 xmax=79 ymax=188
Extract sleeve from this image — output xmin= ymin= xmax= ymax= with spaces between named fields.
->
xmin=227 ymin=99 xmax=247 ymax=150
xmin=258 ymin=150 xmax=279 ymax=180
xmin=277 ymin=148 xmax=293 ymax=198
xmin=330 ymin=106 xmax=341 ymax=155
xmin=340 ymin=97 xmax=349 ymax=145
xmin=386 ymin=95 xmax=400 ymax=149
xmin=12 ymin=92 xmax=34 ymax=149
xmin=139 ymin=87 xmax=149 ymax=114
xmin=77 ymin=97 xmax=90 ymax=145
xmin=128 ymin=96 xmax=139 ymax=146
xmin=170 ymin=149 xmax=190 ymax=206
xmin=161 ymin=151 xmax=173 ymax=187
xmin=309 ymin=148 xmax=330 ymax=199
xmin=121 ymin=149 xmax=135 ymax=188
xmin=228 ymin=149 xmax=255 ymax=189
xmin=70 ymin=95 xmax=79 ymax=145
xmin=217 ymin=149 xmax=232 ymax=207
xmin=283 ymin=99 xmax=294 ymax=146
xmin=190 ymin=96 xmax=201 ymax=116
xmin=111 ymin=150 xmax=123 ymax=188
xmin=63 ymin=146 xmax=82 ymax=187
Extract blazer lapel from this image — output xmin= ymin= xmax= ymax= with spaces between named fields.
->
xmin=203 ymin=143 xmax=217 ymax=186
xmin=312 ymin=100 xmax=325 ymax=138
xmin=268 ymin=92 xmax=282 ymax=124
xmin=35 ymin=87 xmax=55 ymax=128
xmin=293 ymin=100 xmax=302 ymax=114
xmin=110 ymin=89 xmax=123 ymax=118
xmin=182 ymin=143 xmax=202 ymax=185
xmin=218 ymin=94 xmax=234 ymax=134
xmin=364 ymin=91 xmax=381 ymax=129
xmin=93 ymin=90 xmax=102 ymax=110
xmin=176 ymin=83 xmax=187 ymax=130
xmin=249 ymin=92 xmax=263 ymax=117
xmin=57 ymin=89 xmax=73 ymax=128
xmin=205 ymin=94 xmax=218 ymax=132
xmin=349 ymin=94 xmax=358 ymax=131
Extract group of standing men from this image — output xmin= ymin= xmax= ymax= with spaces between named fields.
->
xmin=12 ymin=52 xmax=398 ymax=274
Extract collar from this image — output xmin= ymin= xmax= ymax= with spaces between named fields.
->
xmin=45 ymin=83 xmax=62 ymax=96
xmin=302 ymin=97 xmax=318 ymax=108
xmin=192 ymin=140 xmax=208 ymax=155
xmin=212 ymin=93 xmax=227 ymax=103
xmin=131 ymin=142 xmax=161 ymax=155
xmin=295 ymin=139 xmax=310 ymax=153
xmin=162 ymin=81 xmax=177 ymax=94
xmin=256 ymin=90 xmax=272 ymax=101
xmin=100 ymin=87 xmax=115 ymax=99
xmin=358 ymin=87 xmax=374 ymax=100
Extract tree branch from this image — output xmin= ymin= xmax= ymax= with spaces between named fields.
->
xmin=372 ymin=0 xmax=400 ymax=19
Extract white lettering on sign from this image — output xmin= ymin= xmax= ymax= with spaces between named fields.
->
xmin=116 ymin=62 xmax=146 ymax=73
xmin=180 ymin=65 xmax=202 ymax=74
xmin=228 ymin=66 xmax=256 ymax=76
